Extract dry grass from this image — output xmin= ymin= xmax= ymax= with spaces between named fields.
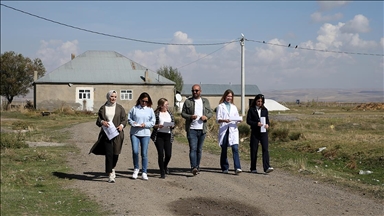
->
xmin=173 ymin=102 xmax=384 ymax=199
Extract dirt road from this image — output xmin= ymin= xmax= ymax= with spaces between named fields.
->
xmin=62 ymin=121 xmax=383 ymax=215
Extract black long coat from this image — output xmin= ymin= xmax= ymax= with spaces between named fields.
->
xmin=89 ymin=103 xmax=127 ymax=155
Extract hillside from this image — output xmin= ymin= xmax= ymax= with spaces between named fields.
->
xmin=263 ymin=88 xmax=383 ymax=103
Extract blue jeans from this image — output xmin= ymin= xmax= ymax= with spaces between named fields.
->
xmin=220 ymin=130 xmax=241 ymax=171
xmin=187 ymin=129 xmax=206 ymax=169
xmin=130 ymin=135 xmax=150 ymax=173
xmin=221 ymin=144 xmax=241 ymax=171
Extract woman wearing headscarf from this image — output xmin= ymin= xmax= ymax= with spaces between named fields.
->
xmin=90 ymin=90 xmax=127 ymax=183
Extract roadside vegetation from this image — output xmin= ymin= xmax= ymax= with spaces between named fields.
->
xmin=1 ymin=108 xmax=106 ymax=215
xmin=1 ymin=102 xmax=383 ymax=215
xmin=173 ymin=101 xmax=384 ymax=200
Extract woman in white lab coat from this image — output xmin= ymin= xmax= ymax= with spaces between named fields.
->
xmin=216 ymin=89 xmax=242 ymax=174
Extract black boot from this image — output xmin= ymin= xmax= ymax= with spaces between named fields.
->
xmin=160 ymin=170 xmax=165 ymax=179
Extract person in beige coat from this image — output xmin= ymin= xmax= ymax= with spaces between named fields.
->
xmin=89 ymin=90 xmax=127 ymax=183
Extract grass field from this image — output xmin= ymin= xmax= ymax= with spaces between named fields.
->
xmin=1 ymin=102 xmax=383 ymax=215
xmin=1 ymin=109 xmax=107 ymax=215
xmin=173 ymin=101 xmax=384 ymax=199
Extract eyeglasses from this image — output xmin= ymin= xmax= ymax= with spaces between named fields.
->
xmin=141 ymin=100 xmax=149 ymax=103
xmin=191 ymin=89 xmax=200 ymax=93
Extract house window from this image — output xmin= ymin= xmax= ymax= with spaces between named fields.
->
xmin=120 ymin=90 xmax=133 ymax=100
xmin=79 ymin=89 xmax=91 ymax=99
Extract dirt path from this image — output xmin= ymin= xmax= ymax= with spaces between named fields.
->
xmin=62 ymin=121 xmax=383 ymax=215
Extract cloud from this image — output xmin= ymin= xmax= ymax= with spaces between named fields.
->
xmin=317 ymin=1 xmax=349 ymax=11
xmin=340 ymin=14 xmax=370 ymax=33
xmin=126 ymin=23 xmax=381 ymax=90
xmin=126 ymin=31 xmax=223 ymax=82
xmin=36 ymin=40 xmax=79 ymax=72
xmin=381 ymin=38 xmax=384 ymax=48
xmin=310 ymin=12 xmax=343 ymax=23
xmin=315 ymin=17 xmax=376 ymax=52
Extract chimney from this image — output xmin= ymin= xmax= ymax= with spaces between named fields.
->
xmin=145 ymin=69 xmax=149 ymax=83
xmin=71 ymin=53 xmax=75 ymax=60
xmin=34 ymin=71 xmax=38 ymax=81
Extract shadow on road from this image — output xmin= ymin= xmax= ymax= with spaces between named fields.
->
xmin=52 ymin=171 xmax=106 ymax=182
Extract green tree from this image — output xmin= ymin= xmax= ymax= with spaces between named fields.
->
xmin=1 ymin=51 xmax=46 ymax=109
xmin=156 ymin=66 xmax=183 ymax=93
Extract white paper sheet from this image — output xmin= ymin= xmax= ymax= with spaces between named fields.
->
xmin=229 ymin=116 xmax=243 ymax=121
xmin=158 ymin=122 xmax=175 ymax=133
xmin=102 ymin=121 xmax=119 ymax=140
xmin=260 ymin=117 xmax=266 ymax=133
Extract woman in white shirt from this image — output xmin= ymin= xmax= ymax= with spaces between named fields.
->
xmin=151 ymin=98 xmax=175 ymax=179
xmin=216 ymin=89 xmax=242 ymax=174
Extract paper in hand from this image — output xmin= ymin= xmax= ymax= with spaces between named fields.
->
xmin=260 ymin=117 xmax=266 ymax=133
xmin=102 ymin=121 xmax=119 ymax=140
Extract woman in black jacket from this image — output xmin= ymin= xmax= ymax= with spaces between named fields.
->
xmin=246 ymin=94 xmax=274 ymax=174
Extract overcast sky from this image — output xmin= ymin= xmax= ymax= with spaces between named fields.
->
xmin=1 ymin=1 xmax=383 ymax=91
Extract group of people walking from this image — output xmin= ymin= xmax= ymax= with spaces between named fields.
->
xmin=90 ymin=84 xmax=273 ymax=183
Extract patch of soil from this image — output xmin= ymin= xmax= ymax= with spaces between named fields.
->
xmin=354 ymin=103 xmax=384 ymax=110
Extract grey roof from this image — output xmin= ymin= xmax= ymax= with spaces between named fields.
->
xmin=181 ymin=84 xmax=261 ymax=96
xmin=35 ymin=50 xmax=175 ymax=85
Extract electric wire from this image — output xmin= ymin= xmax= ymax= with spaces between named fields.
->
xmin=176 ymin=40 xmax=238 ymax=70
xmin=2 ymin=2 xmax=383 ymax=67
xmin=246 ymin=39 xmax=384 ymax=56
xmin=0 ymin=3 xmax=233 ymax=46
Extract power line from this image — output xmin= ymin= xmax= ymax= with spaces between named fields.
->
xmin=246 ymin=39 xmax=384 ymax=57
xmin=2 ymin=3 xmax=382 ymax=59
xmin=176 ymin=40 xmax=237 ymax=70
xmin=0 ymin=3 xmax=233 ymax=46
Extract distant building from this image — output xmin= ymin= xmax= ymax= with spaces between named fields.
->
xmin=179 ymin=84 xmax=289 ymax=112
xmin=179 ymin=84 xmax=260 ymax=112
xmin=33 ymin=50 xmax=175 ymax=111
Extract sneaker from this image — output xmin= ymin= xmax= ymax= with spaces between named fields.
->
xmin=111 ymin=169 xmax=116 ymax=179
xmin=165 ymin=168 xmax=170 ymax=175
xmin=108 ymin=175 xmax=115 ymax=183
xmin=235 ymin=169 xmax=242 ymax=174
xmin=251 ymin=170 xmax=258 ymax=174
xmin=132 ymin=169 xmax=139 ymax=179
xmin=142 ymin=173 xmax=148 ymax=180
xmin=192 ymin=168 xmax=198 ymax=176
xmin=223 ymin=170 xmax=229 ymax=174
xmin=266 ymin=167 xmax=274 ymax=173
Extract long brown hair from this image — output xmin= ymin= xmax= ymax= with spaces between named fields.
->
xmin=219 ymin=89 xmax=235 ymax=105
xmin=155 ymin=98 xmax=168 ymax=113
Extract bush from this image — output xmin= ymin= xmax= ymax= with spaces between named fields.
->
xmin=1 ymin=133 xmax=28 ymax=149
xmin=238 ymin=123 xmax=250 ymax=138
xmin=271 ymin=128 xmax=290 ymax=142
xmin=12 ymin=121 xmax=29 ymax=130
xmin=289 ymin=132 xmax=301 ymax=140
xmin=24 ymin=100 xmax=34 ymax=110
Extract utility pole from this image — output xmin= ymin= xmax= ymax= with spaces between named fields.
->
xmin=240 ymin=34 xmax=245 ymax=116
